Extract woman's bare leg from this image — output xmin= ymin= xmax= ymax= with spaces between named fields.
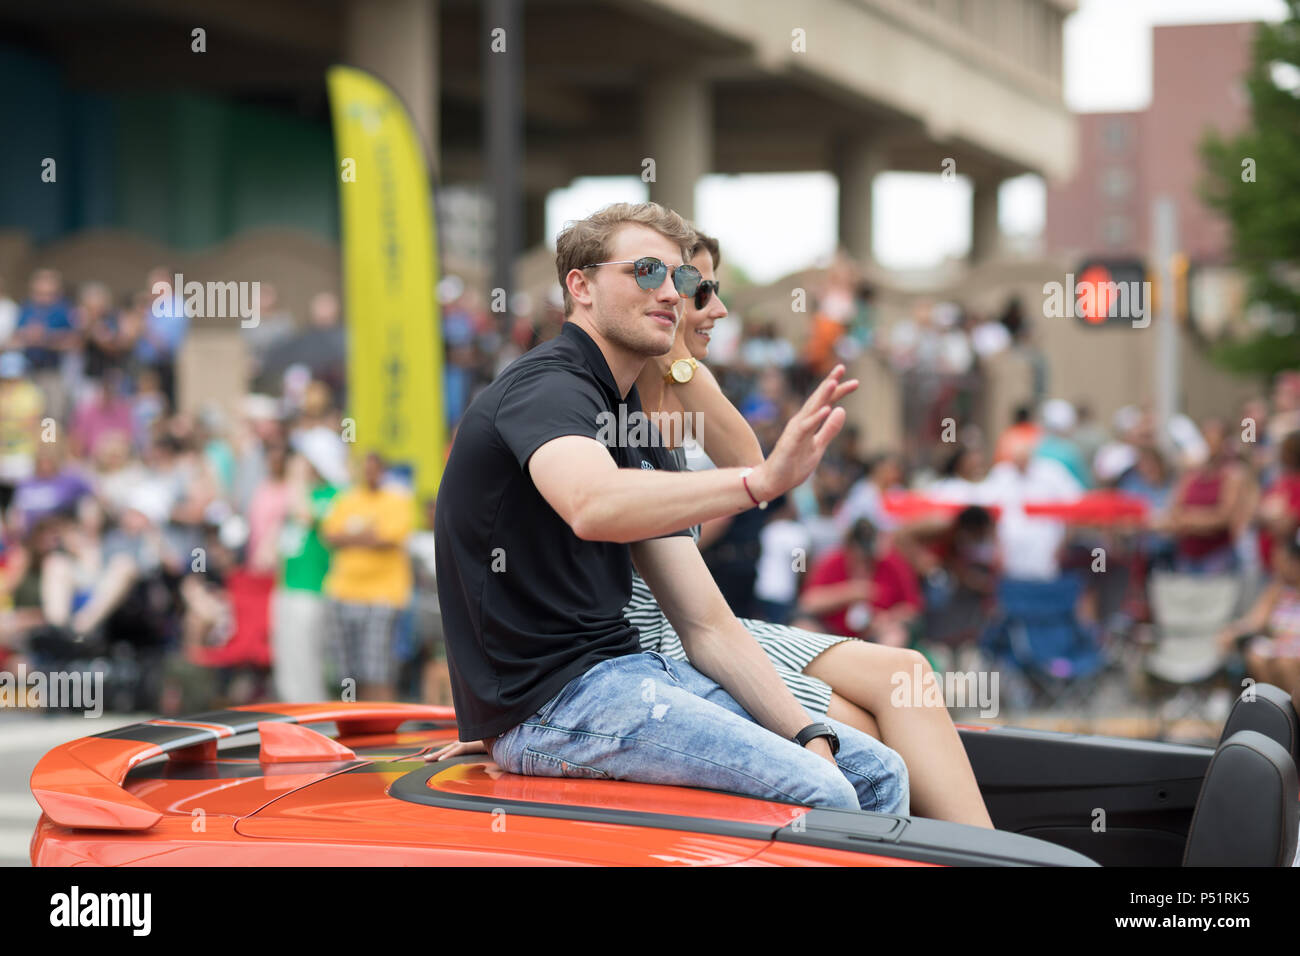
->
xmin=805 ymin=642 xmax=994 ymax=828
xmin=1243 ymin=649 xmax=1275 ymax=686
xmin=824 ymin=691 xmax=880 ymax=739
xmin=1272 ymin=656 xmax=1300 ymax=703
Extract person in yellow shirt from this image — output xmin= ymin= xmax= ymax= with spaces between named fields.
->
xmin=0 ymin=352 xmax=44 ymax=512
xmin=321 ymin=452 xmax=413 ymax=701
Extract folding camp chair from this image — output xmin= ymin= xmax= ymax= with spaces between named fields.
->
xmin=1143 ymin=571 xmax=1242 ymax=735
xmin=979 ymin=571 xmax=1106 ymax=711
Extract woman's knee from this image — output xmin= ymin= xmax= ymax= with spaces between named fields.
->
xmin=893 ymin=647 xmax=931 ymax=677
xmin=828 ymin=641 xmax=928 ymax=676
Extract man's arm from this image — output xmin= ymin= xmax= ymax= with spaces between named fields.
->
xmin=631 ymin=535 xmax=835 ymax=764
xmin=532 ymin=438 xmax=763 ymax=542
xmin=529 ymin=365 xmax=858 ymax=543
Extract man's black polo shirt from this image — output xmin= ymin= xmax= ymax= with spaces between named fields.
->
xmin=434 ymin=321 xmax=688 ymax=740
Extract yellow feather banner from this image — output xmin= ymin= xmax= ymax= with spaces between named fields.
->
xmin=327 ymin=64 xmax=446 ymax=503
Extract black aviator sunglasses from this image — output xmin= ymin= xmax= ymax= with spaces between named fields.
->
xmin=693 ymin=279 xmax=720 ymax=311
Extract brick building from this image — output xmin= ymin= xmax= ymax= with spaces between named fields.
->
xmin=1046 ymin=21 xmax=1256 ymax=264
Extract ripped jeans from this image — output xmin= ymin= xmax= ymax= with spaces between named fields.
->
xmin=490 ymin=651 xmax=909 ymax=814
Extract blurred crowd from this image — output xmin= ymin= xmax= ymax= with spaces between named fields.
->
xmin=3 ymin=260 xmax=1299 ymax=718
xmin=0 ymin=266 xmax=447 ymax=714
xmin=699 ymin=284 xmax=1300 ymax=709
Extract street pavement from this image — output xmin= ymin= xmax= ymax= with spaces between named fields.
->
xmin=0 ymin=713 xmax=145 ymax=867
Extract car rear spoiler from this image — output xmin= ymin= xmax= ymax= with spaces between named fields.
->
xmin=30 ymin=702 xmax=456 ymax=831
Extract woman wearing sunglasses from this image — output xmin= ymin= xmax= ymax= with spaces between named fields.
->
xmin=616 ymin=231 xmax=990 ymax=828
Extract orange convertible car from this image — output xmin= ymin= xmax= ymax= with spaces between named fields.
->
xmin=29 ymin=685 xmax=1300 ymax=867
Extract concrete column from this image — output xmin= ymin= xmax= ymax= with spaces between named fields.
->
xmin=344 ymin=0 xmax=439 ymax=172
xmin=969 ymin=176 xmax=1002 ymax=264
xmin=483 ymin=0 xmax=523 ymax=307
xmin=834 ymin=136 xmax=887 ymax=266
xmin=524 ymin=191 xmax=549 ymax=248
xmin=642 ymin=75 xmax=710 ymax=221
xmin=844 ymin=350 xmax=902 ymax=454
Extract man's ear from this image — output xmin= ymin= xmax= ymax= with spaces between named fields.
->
xmin=566 ymin=268 xmax=594 ymax=310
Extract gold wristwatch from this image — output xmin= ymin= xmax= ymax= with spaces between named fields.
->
xmin=665 ymin=357 xmax=700 ymax=384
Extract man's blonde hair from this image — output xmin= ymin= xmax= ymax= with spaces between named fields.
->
xmin=554 ymin=202 xmax=694 ymax=316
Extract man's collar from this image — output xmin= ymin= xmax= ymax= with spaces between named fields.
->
xmin=560 ymin=320 xmax=621 ymax=399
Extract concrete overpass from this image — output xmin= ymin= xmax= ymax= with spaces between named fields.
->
xmin=2 ymin=0 xmax=1076 ymax=265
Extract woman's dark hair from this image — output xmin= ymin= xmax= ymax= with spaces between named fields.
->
xmin=1137 ymin=445 xmax=1170 ymax=483
xmin=846 ymin=518 xmax=877 ymax=556
xmin=954 ymin=505 xmax=993 ymax=536
xmin=867 ymin=452 xmax=900 ymax=478
xmin=1000 ymin=295 xmax=1025 ymax=337
xmin=1279 ymin=430 xmax=1300 ymax=472
xmin=940 ymin=444 xmax=970 ymax=478
xmin=25 ymin=515 xmax=64 ymax=556
xmin=688 ymin=231 xmax=721 ymax=269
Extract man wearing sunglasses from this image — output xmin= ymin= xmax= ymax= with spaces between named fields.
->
xmin=435 ymin=202 xmax=907 ymax=814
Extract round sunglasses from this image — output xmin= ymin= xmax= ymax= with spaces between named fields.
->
xmin=693 ymin=279 xmax=720 ymax=311
xmin=581 ymin=256 xmax=702 ymax=297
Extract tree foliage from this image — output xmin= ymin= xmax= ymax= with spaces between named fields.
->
xmin=1201 ymin=2 xmax=1300 ymax=375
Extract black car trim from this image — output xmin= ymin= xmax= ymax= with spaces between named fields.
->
xmin=387 ymin=764 xmax=1097 ymax=868
xmin=775 ymin=808 xmax=1096 ymax=866
xmin=92 ymin=710 xmax=294 ymax=744
xmin=390 ymin=762 xmax=783 ymax=844
xmin=96 ymin=709 xmax=453 ymax=748
xmin=384 ymin=764 xmax=1034 ymax=868
xmin=126 ymin=759 xmax=374 ymax=781
xmin=92 ymin=724 xmax=223 ymax=747
xmin=151 ymin=710 xmax=298 ymax=733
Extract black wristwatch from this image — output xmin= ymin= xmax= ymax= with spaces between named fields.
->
xmin=794 ymin=722 xmax=840 ymax=755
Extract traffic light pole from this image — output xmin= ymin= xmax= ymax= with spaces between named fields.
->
xmin=1152 ymin=196 xmax=1180 ymax=432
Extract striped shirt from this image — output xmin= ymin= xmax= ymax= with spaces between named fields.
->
xmin=623 ymin=450 xmax=848 ymax=716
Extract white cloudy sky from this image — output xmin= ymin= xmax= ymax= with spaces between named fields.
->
xmin=546 ymin=0 xmax=1288 ymax=280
